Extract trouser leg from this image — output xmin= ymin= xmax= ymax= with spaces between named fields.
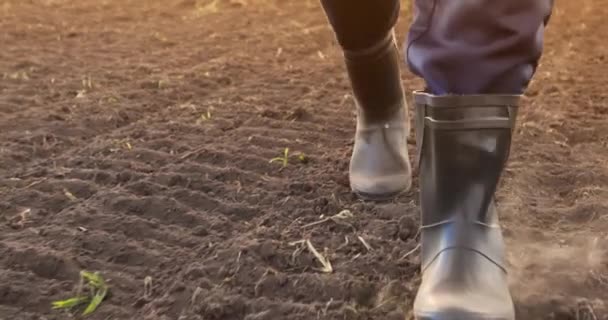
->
xmin=406 ymin=0 xmax=554 ymax=94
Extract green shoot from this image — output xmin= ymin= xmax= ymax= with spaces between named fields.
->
xmin=109 ymin=139 xmax=132 ymax=152
xmin=82 ymin=76 xmax=92 ymax=89
xmin=82 ymin=286 xmax=108 ymax=316
xmin=197 ymin=110 xmax=212 ymax=124
xmin=80 ymin=270 xmax=105 ymax=288
xmin=297 ymin=153 xmax=308 ymax=164
xmin=5 ymin=71 xmax=29 ymax=80
xmin=52 ymin=270 xmax=109 ymax=316
xmin=52 ymin=296 xmax=89 ymax=309
xmin=64 ymin=188 xmax=78 ymax=201
xmin=270 ymin=148 xmax=289 ymax=167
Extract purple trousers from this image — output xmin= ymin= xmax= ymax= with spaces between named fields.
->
xmin=320 ymin=0 xmax=554 ymax=95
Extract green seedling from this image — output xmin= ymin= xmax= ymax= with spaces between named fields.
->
xmin=297 ymin=152 xmax=308 ymax=164
xmin=75 ymin=76 xmax=93 ymax=99
xmin=52 ymin=296 xmax=89 ymax=309
xmin=64 ymin=188 xmax=78 ymax=201
xmin=4 ymin=71 xmax=29 ymax=80
xmin=109 ymin=139 xmax=133 ymax=152
xmin=52 ymin=270 xmax=109 ymax=316
xmin=157 ymin=79 xmax=169 ymax=89
xmin=75 ymin=90 xmax=86 ymax=99
xmin=201 ymin=110 xmax=212 ymax=121
xmin=270 ymin=147 xmax=289 ymax=167
xmin=82 ymin=76 xmax=93 ymax=89
xmin=196 ymin=110 xmax=212 ymax=125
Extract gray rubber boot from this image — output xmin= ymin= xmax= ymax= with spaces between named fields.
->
xmin=347 ymin=32 xmax=412 ymax=201
xmin=412 ymin=92 xmax=519 ymax=320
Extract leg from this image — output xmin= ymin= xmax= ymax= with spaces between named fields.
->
xmin=321 ymin=0 xmax=412 ymax=200
xmin=320 ymin=0 xmax=400 ymax=52
xmin=407 ymin=1 xmax=554 ymax=319
xmin=406 ymin=0 xmax=554 ymax=94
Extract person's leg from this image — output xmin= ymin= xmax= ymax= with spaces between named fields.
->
xmin=406 ymin=1 xmax=554 ymax=319
xmin=407 ymin=0 xmax=554 ymax=94
xmin=321 ymin=0 xmax=412 ymax=200
xmin=320 ymin=0 xmax=400 ymax=52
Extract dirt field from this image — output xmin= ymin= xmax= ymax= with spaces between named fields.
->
xmin=1 ymin=0 xmax=607 ymax=319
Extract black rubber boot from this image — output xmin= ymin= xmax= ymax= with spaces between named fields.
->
xmin=412 ymin=92 xmax=520 ymax=320
xmin=347 ymin=32 xmax=412 ymax=201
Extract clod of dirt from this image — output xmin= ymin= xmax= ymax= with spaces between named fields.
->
xmin=376 ymin=203 xmax=406 ymax=220
xmin=286 ymin=107 xmax=313 ymax=122
xmin=348 ymin=281 xmax=378 ymax=308
xmin=398 ymin=216 xmax=418 ymax=242
xmin=259 ymin=107 xmax=313 ymax=122
xmin=259 ymin=109 xmax=281 ymax=119
xmin=255 ymin=240 xmax=277 ymax=261
xmin=367 ymin=220 xmax=399 ymax=240
xmin=192 ymin=225 xmax=209 ymax=237
xmin=254 ymin=273 xmax=288 ymax=297
xmin=200 ymin=294 xmax=248 ymax=320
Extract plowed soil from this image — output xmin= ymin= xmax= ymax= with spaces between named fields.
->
xmin=1 ymin=0 xmax=607 ymax=319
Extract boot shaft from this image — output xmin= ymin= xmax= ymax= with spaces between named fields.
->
xmin=344 ymin=32 xmax=405 ymax=123
xmin=414 ymin=92 xmax=518 ymax=227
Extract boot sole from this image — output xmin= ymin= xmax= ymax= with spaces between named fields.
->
xmin=415 ymin=309 xmax=513 ymax=320
xmin=353 ymin=189 xmax=402 ymax=202
xmin=416 ymin=313 xmax=511 ymax=320
xmin=352 ymin=183 xmax=411 ymax=202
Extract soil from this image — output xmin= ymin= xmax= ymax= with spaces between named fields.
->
xmin=1 ymin=0 xmax=607 ymax=319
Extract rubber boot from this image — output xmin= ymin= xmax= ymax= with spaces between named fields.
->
xmin=412 ymin=91 xmax=520 ymax=320
xmin=347 ymin=32 xmax=412 ymax=201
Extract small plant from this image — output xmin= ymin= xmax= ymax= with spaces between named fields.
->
xmin=82 ymin=75 xmax=93 ymax=90
xmin=157 ymin=79 xmax=168 ymax=89
xmin=4 ymin=70 xmax=29 ymax=80
xmin=200 ymin=110 xmax=212 ymax=121
xmin=52 ymin=270 xmax=109 ymax=316
xmin=269 ymin=147 xmax=289 ymax=167
xmin=109 ymin=139 xmax=133 ymax=152
xmin=76 ymin=75 xmax=93 ymax=99
xmin=63 ymin=188 xmax=78 ymax=201
xmin=297 ymin=152 xmax=308 ymax=164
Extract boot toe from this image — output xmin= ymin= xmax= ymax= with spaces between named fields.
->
xmin=350 ymin=171 xmax=411 ymax=200
xmin=349 ymin=105 xmax=412 ymax=201
xmin=415 ymin=296 xmax=514 ymax=320
xmin=414 ymin=250 xmax=515 ymax=320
